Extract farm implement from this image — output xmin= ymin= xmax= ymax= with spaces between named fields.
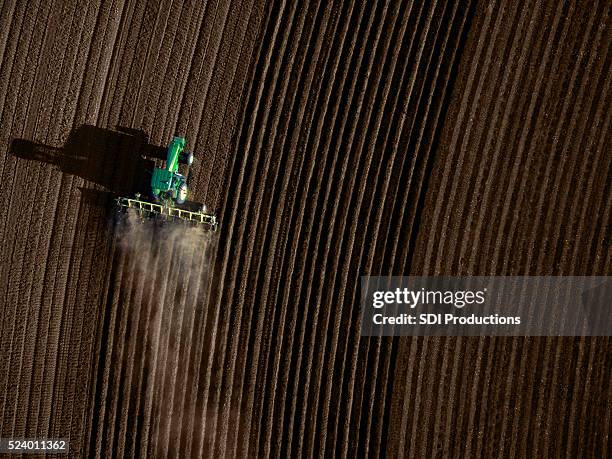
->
xmin=115 ymin=135 xmax=218 ymax=231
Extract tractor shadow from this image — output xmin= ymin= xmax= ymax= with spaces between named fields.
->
xmin=10 ymin=124 xmax=167 ymax=196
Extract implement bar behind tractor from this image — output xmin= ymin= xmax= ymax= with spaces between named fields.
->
xmin=116 ymin=197 xmax=218 ymax=230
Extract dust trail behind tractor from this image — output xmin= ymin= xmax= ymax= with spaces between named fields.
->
xmin=93 ymin=209 xmax=218 ymax=457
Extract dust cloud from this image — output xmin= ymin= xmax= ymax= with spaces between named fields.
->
xmin=104 ymin=209 xmax=217 ymax=456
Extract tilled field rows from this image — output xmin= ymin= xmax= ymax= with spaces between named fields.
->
xmin=216 ymin=1 xmax=480 ymax=456
xmin=0 ymin=0 xmax=610 ymax=457
xmin=0 ymin=0 xmax=265 ymax=455
xmin=392 ymin=1 xmax=611 ymax=456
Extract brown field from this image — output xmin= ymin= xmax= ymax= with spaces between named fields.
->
xmin=0 ymin=0 xmax=610 ymax=457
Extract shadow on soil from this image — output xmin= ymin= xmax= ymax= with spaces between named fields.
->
xmin=10 ymin=125 xmax=168 ymax=195
xmin=11 ymin=125 xmax=216 ymax=216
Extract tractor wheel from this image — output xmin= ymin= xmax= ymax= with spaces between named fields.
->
xmin=179 ymin=151 xmax=194 ymax=165
xmin=176 ymin=182 xmax=187 ymax=204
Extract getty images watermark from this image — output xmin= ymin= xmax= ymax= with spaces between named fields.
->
xmin=360 ymin=277 xmax=611 ymax=336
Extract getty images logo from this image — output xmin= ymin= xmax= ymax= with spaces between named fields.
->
xmin=371 ymin=287 xmax=487 ymax=309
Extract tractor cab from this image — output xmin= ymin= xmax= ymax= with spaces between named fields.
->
xmin=150 ymin=137 xmax=192 ymax=205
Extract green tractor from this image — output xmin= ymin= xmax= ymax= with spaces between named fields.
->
xmin=116 ymin=135 xmax=218 ymax=230
xmin=151 ymin=136 xmax=192 ymax=206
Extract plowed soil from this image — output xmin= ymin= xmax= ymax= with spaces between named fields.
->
xmin=0 ymin=0 xmax=610 ymax=457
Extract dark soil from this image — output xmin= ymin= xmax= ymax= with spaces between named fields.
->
xmin=0 ymin=0 xmax=609 ymax=456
